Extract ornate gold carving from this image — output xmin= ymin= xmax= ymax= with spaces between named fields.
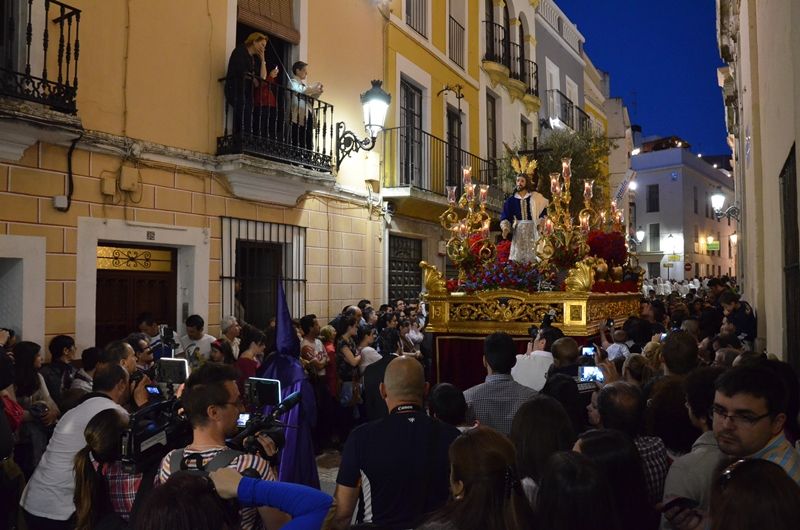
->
xmin=421 ymin=261 xmax=448 ymax=295
xmin=569 ymin=305 xmax=583 ymax=321
xmin=565 ymin=257 xmax=599 ymax=292
xmin=588 ymin=298 xmax=639 ymax=322
xmin=96 ymin=246 xmax=172 ymax=272
xmin=450 ymin=300 xmax=562 ymax=323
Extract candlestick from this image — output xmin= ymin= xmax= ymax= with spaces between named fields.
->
xmin=580 ymin=215 xmax=589 ymax=234
xmin=462 ymin=166 xmax=471 ymax=191
xmin=600 ymin=211 xmax=607 ymax=225
xmin=457 ymin=219 xmax=469 ymax=240
xmin=544 ymin=218 xmax=554 ymax=236
xmin=561 ymin=158 xmax=572 ymax=183
xmin=467 ymin=184 xmax=475 ymax=202
xmin=481 ymin=220 xmax=490 ymax=240
xmin=550 ymin=173 xmax=562 ymax=196
xmin=584 ymin=180 xmax=594 ymax=201
xmin=479 ymin=185 xmax=488 ymax=205
xmin=446 ymin=186 xmax=456 ymax=204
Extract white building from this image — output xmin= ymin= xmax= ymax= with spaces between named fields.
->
xmin=630 ymin=137 xmax=737 ymax=282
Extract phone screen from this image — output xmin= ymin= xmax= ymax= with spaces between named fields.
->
xmin=581 ymin=346 xmax=595 ymax=356
xmin=580 ymin=366 xmax=605 ymax=383
xmin=145 ymin=385 xmax=162 ymax=395
xmin=660 ymin=332 xmax=668 ymax=340
xmin=237 ymin=413 xmax=250 ymax=427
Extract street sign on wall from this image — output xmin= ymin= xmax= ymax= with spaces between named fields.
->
xmin=707 ymin=241 xmax=720 ymax=251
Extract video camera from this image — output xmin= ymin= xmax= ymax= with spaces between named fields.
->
xmin=229 ymin=378 xmax=302 ymax=461
xmin=119 ymin=395 xmax=191 ymax=474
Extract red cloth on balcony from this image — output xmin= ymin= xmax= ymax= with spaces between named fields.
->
xmin=254 ymin=76 xmax=278 ymax=108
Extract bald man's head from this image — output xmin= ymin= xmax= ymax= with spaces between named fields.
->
xmin=383 ymin=356 xmax=426 ymax=402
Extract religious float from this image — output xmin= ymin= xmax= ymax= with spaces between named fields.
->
xmin=421 ymin=154 xmax=644 ymax=389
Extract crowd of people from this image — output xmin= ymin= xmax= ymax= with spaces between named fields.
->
xmin=1 ymin=276 xmax=799 ymax=530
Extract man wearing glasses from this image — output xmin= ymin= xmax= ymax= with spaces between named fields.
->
xmin=664 ymin=364 xmax=799 ymax=529
xmin=710 ymin=365 xmax=799 ymax=482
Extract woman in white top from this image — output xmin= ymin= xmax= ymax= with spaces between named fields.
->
xmin=355 ymin=324 xmax=380 ymax=376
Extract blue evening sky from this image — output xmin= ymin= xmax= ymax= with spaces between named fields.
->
xmin=552 ymin=0 xmax=729 ymax=155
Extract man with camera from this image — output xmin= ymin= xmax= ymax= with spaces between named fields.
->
xmin=513 ymin=322 xmax=564 ymax=391
xmin=20 ymin=363 xmax=150 ymax=530
xmin=156 ymin=362 xmax=288 ymax=530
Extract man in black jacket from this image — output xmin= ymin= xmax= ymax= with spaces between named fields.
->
xmin=39 ymin=335 xmax=76 ymax=410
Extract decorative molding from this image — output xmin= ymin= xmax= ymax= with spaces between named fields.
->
xmin=481 ymin=60 xmax=510 ymax=89
xmin=522 ymin=93 xmax=542 ymax=115
xmin=505 ymin=78 xmax=527 ymax=103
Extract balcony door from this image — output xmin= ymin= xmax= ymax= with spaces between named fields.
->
xmin=446 ymin=107 xmax=462 ymax=190
xmin=399 ymin=80 xmax=425 ymax=189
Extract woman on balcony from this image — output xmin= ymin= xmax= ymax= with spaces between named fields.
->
xmin=288 ymin=61 xmax=324 ymax=152
xmin=225 ymin=32 xmax=268 ymax=136
xmin=254 ymin=64 xmax=281 ymax=141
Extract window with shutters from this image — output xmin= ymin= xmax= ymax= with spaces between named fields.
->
xmin=237 ymin=0 xmax=300 ymax=44
xmin=649 ymin=223 xmax=660 ymax=252
xmin=646 ymin=185 xmax=659 ymax=213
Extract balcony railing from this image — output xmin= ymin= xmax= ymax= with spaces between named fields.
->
xmin=448 ymin=16 xmax=464 ymax=68
xmin=0 ymin=0 xmax=81 ymax=113
xmin=381 ymin=126 xmax=499 ymax=197
xmin=406 ymin=0 xmax=427 ymax=38
xmin=218 ymin=74 xmax=334 ymax=172
xmin=523 ymin=59 xmax=539 ymax=97
xmin=483 ymin=21 xmax=506 ymax=66
xmin=547 ymin=89 xmax=590 ymax=132
xmin=509 ymin=42 xmax=523 ymax=80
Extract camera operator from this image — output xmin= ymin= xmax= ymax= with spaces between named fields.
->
xmin=156 ymin=362 xmax=289 ymax=530
xmin=513 ymin=320 xmax=564 ymax=392
xmin=20 ymin=363 xmax=150 ymax=530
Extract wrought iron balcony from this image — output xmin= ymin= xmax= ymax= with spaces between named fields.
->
xmin=509 ymin=42 xmax=523 ymax=81
xmin=483 ymin=21 xmax=507 ymax=67
xmin=523 ymin=59 xmax=539 ymax=97
xmin=217 ymin=74 xmax=334 ymax=172
xmin=546 ymin=89 xmax=590 ymax=132
xmin=0 ymin=0 xmax=81 ymax=113
xmin=381 ymin=126 xmax=500 ymax=197
xmin=406 ymin=0 xmax=427 ymax=38
xmin=448 ymin=16 xmax=464 ymax=68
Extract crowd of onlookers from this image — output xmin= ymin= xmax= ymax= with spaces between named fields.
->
xmin=1 ymin=276 xmax=799 ymax=530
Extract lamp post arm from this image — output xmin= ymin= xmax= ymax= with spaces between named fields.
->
xmin=336 ymin=121 xmax=377 ymax=172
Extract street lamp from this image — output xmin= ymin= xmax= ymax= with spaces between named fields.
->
xmin=706 ymin=235 xmax=714 ymax=244
xmin=336 ymin=80 xmax=392 ymax=172
xmin=730 ymin=232 xmax=738 ymax=244
xmin=711 ymin=186 xmax=741 ymax=222
xmin=635 ymin=226 xmax=645 ymax=244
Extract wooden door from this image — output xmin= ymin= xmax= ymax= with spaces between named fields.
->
xmin=95 ymin=245 xmax=177 ymax=348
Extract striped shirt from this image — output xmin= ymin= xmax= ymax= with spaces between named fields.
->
xmin=157 ymin=445 xmax=276 ymax=530
xmin=750 ymin=432 xmax=800 ymax=484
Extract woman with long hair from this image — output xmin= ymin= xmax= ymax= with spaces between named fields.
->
xmin=574 ymin=429 xmax=655 ymax=530
xmin=73 ymin=408 xmax=141 ymax=529
xmin=707 ymin=459 xmax=800 ymax=530
xmin=540 ymin=374 xmax=585 ymax=435
xmin=420 ymin=427 xmax=535 ymax=530
xmin=334 ymin=316 xmax=360 ymax=444
xmin=536 ymin=451 xmax=621 ymax=530
xmin=13 ymin=341 xmax=59 ymax=478
xmin=509 ymin=395 xmax=576 ymax=503
xmin=210 ymin=338 xmax=237 ymax=366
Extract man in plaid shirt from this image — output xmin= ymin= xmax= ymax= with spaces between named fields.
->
xmin=156 ymin=363 xmax=286 ymax=530
xmin=464 ymin=332 xmax=538 ymax=437
xmin=597 ymin=381 xmax=668 ymax=507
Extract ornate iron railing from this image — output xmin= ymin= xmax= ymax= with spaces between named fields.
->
xmin=217 ymin=74 xmax=334 ymax=172
xmin=483 ymin=21 xmax=506 ymax=66
xmin=0 ymin=0 xmax=81 ymax=113
xmin=509 ymin=41 xmax=523 ymax=80
xmin=523 ymin=59 xmax=539 ymax=97
xmin=381 ymin=126 xmax=500 ymax=197
xmin=547 ymin=89 xmax=590 ymax=132
xmin=448 ymin=16 xmax=464 ymax=68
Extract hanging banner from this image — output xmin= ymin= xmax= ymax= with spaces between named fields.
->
xmin=613 ymin=169 xmax=637 ymax=209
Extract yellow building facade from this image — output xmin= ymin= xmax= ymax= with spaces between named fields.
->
xmin=0 ymin=0 xmax=389 ymax=354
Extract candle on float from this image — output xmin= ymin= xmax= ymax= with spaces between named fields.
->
xmin=457 ymin=220 xmax=469 ymax=240
xmin=481 ymin=220 xmax=490 ymax=240
xmin=584 ymin=180 xmax=594 ymax=201
xmin=544 ymin=218 xmax=554 ymax=236
xmin=600 ymin=211 xmax=607 ymax=225
xmin=610 ymin=202 xmax=617 ymax=214
xmin=462 ymin=166 xmax=472 ymax=190
xmin=446 ymin=186 xmax=457 ymax=204
xmin=561 ymin=158 xmax=572 ymax=182
xmin=580 ymin=215 xmax=589 ymax=233
xmin=467 ymin=184 xmax=476 ymax=202
xmin=550 ymin=173 xmax=562 ymax=196
xmin=479 ymin=185 xmax=489 ymax=205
